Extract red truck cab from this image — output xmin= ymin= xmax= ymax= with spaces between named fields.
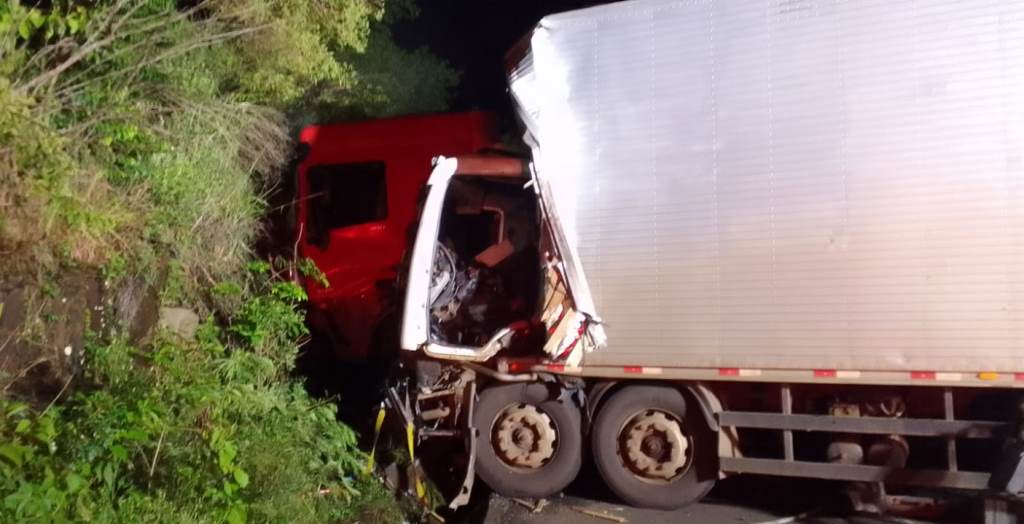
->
xmin=295 ymin=112 xmax=501 ymax=360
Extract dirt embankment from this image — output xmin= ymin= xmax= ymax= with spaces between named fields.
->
xmin=0 ymin=268 xmax=161 ymax=407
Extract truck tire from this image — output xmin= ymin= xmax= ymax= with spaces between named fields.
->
xmin=592 ymin=385 xmax=716 ymax=509
xmin=473 ymin=383 xmax=582 ymax=499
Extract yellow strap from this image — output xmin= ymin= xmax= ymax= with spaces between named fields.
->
xmin=366 ymin=404 xmax=426 ymax=502
xmin=365 ymin=405 xmax=387 ymax=474
xmin=406 ymin=422 xmax=426 ymax=500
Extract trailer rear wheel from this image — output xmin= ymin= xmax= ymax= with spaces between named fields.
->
xmin=592 ymin=385 xmax=716 ymax=509
xmin=473 ymin=383 xmax=582 ymax=498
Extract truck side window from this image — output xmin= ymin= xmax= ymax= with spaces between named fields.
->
xmin=307 ymin=162 xmax=387 ymax=247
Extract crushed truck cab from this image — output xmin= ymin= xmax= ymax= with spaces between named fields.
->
xmin=401 ymin=153 xmax=603 ymax=367
xmin=295 ymin=112 xmax=499 ymax=360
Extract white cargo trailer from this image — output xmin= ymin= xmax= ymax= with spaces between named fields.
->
xmin=394 ymin=0 xmax=1024 ymax=516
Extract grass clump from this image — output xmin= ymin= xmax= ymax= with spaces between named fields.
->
xmin=1 ymin=0 xmax=456 ymax=285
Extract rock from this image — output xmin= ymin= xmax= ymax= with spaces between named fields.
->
xmin=159 ymin=307 xmax=200 ymax=339
xmin=382 ymin=462 xmax=401 ymax=490
xmin=113 ymin=276 xmax=160 ymax=342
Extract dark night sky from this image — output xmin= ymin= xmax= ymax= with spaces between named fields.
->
xmin=393 ymin=1 xmax=614 ymax=115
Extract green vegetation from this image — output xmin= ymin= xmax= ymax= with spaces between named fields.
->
xmin=2 ymin=269 xmax=402 ymax=523
xmin=0 ymin=0 xmax=457 ymax=521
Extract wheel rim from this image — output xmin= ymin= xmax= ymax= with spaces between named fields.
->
xmin=617 ymin=409 xmax=691 ymax=483
xmin=491 ymin=403 xmax=558 ymax=469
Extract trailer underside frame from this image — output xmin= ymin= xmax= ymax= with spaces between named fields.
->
xmin=717 ymin=385 xmax=1010 ymax=492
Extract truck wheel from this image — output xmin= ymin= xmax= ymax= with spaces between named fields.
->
xmin=473 ymin=383 xmax=582 ymax=498
xmin=592 ymin=385 xmax=716 ymax=509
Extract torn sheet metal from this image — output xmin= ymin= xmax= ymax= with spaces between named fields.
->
xmin=527 ymin=161 xmax=607 ymax=358
xmin=510 ymin=18 xmax=610 ymax=358
xmin=539 ymin=262 xmax=593 ymax=367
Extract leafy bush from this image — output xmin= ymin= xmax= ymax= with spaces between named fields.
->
xmin=1 ymin=269 xmax=402 ymax=523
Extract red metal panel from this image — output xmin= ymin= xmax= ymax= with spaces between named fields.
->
xmin=296 ymin=112 xmax=500 ymax=359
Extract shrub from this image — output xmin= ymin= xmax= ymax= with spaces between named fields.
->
xmin=1 ymin=269 xmax=402 ymax=523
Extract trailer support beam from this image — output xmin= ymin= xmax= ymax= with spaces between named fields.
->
xmin=945 ymin=388 xmax=959 ymax=472
xmin=781 ymin=385 xmax=794 ymax=461
xmin=719 ymin=411 xmax=1003 ymax=438
xmin=720 ymin=457 xmax=990 ymax=490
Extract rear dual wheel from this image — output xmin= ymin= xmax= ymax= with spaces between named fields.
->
xmin=592 ymin=385 xmax=717 ymax=509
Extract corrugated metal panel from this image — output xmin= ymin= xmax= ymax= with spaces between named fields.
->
xmin=512 ymin=0 xmax=1024 ymax=372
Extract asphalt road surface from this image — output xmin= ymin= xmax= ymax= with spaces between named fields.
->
xmin=455 ymin=469 xmax=982 ymax=524
xmin=481 ymin=490 xmax=789 ymax=524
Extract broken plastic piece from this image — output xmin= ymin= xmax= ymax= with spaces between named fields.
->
xmin=475 ymin=239 xmax=516 ymax=267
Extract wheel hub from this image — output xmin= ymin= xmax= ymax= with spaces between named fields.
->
xmin=494 ymin=403 xmax=557 ymax=469
xmin=642 ymin=434 xmax=666 ymax=458
xmin=621 ymin=410 xmax=690 ymax=481
xmin=513 ymin=427 xmax=535 ymax=448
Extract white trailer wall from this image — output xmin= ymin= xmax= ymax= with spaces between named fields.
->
xmin=510 ymin=0 xmax=1024 ymax=372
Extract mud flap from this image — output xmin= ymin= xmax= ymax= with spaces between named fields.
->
xmin=448 ymin=380 xmax=478 ymax=510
